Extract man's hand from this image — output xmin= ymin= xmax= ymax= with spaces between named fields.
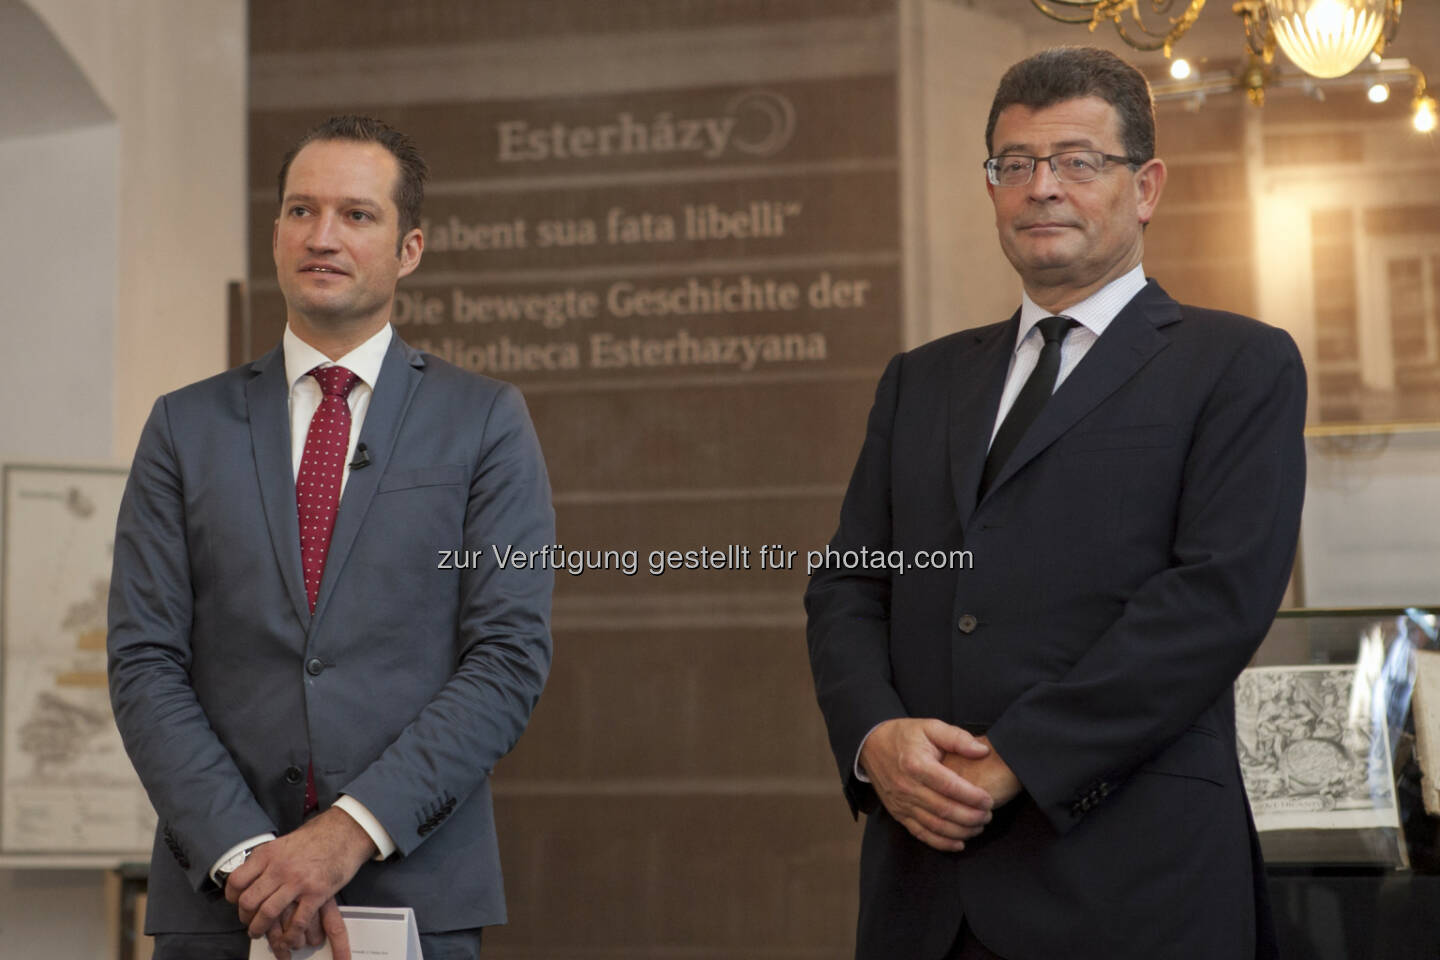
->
xmin=225 ymin=808 xmax=376 ymax=959
xmin=859 ymin=718 xmax=995 ymax=852
xmin=264 ymin=898 xmax=348 ymax=960
xmin=942 ymin=736 xmax=1022 ymax=809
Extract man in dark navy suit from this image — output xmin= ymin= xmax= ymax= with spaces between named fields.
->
xmin=806 ymin=47 xmax=1303 ymax=960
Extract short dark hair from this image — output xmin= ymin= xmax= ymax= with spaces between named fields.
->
xmin=276 ymin=115 xmax=428 ymax=240
xmin=985 ymin=47 xmax=1156 ymax=163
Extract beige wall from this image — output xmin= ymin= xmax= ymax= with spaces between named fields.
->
xmin=0 ymin=123 xmax=117 ymax=461
xmin=899 ymin=0 xmax=1025 ymax=345
xmin=0 ymin=3 xmax=244 ymax=957
xmin=24 ymin=0 xmax=245 ymax=461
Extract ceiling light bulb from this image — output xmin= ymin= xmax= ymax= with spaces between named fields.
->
xmin=1415 ymin=96 xmax=1438 ymax=133
xmin=1304 ymin=0 xmax=1347 ymax=35
xmin=1170 ymin=58 xmax=1193 ymax=80
xmin=1264 ymin=0 xmax=1388 ymax=79
xmin=1368 ymin=82 xmax=1390 ymax=103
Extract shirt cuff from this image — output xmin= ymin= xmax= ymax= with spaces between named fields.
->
xmin=209 ymin=833 xmax=275 ymax=884
xmin=854 ymin=722 xmax=889 ymax=783
xmin=334 ymin=794 xmax=397 ymax=860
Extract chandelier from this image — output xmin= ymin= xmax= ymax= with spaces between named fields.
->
xmin=1029 ymin=0 xmax=1400 ymax=77
xmin=1028 ymin=0 xmax=1434 ymax=127
xmin=1260 ymin=0 xmax=1397 ymax=77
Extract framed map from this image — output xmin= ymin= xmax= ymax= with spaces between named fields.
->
xmin=0 ymin=463 xmax=154 ymax=863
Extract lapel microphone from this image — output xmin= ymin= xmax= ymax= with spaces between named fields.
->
xmin=349 ymin=443 xmax=371 ymax=470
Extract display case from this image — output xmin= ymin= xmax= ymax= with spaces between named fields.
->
xmin=1251 ymin=607 xmax=1440 ymax=960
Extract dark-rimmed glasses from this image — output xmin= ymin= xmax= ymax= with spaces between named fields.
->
xmin=984 ymin=151 xmax=1138 ymax=187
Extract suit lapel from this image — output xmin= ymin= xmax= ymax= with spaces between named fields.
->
xmin=948 ymin=316 xmax=1017 ymax=529
xmin=977 ymin=280 xmax=1180 ymax=505
xmin=246 ymin=347 xmax=311 ymax=628
xmin=309 ymin=336 xmax=427 ymax=627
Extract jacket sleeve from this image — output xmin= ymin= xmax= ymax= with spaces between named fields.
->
xmin=804 ymin=354 xmax=912 ymax=817
xmin=107 ymin=397 xmax=277 ymax=891
xmin=338 ymin=382 xmax=555 ymax=857
xmin=986 ymin=324 xmax=1307 ymax=833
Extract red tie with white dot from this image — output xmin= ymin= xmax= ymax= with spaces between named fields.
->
xmin=297 ymin=364 xmax=359 ymax=614
xmin=296 ymin=364 xmax=359 ymax=815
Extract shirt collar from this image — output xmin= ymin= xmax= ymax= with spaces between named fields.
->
xmin=283 ymin=323 xmax=393 ymax=393
xmin=1014 ymin=264 xmax=1147 ymax=351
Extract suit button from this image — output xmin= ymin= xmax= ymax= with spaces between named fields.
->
xmin=284 ymin=765 xmax=304 ymax=785
xmin=957 ymin=614 xmax=978 ymax=634
xmin=306 ymin=658 xmax=325 ymax=676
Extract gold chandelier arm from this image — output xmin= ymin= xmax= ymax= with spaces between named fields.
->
xmin=1375 ymin=0 xmax=1402 ymax=55
xmin=1030 ymin=0 xmax=1113 ymax=26
xmin=1232 ymin=0 xmax=1276 ymax=62
xmin=1116 ymin=0 xmax=1206 ymax=53
xmin=1111 ymin=24 xmax=1181 ymax=52
xmin=1029 ymin=0 xmax=1207 ymax=55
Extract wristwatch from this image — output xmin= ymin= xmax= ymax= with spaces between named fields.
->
xmin=214 ymin=844 xmax=259 ymax=886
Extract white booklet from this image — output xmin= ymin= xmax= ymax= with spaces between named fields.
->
xmin=247 ymin=905 xmax=421 ymax=960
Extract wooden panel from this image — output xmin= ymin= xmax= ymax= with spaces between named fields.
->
xmin=1146 ymin=208 xmax=1253 ymax=261
xmin=500 ymin=626 xmax=834 ymax=780
xmin=1389 ymin=257 xmax=1427 ymax=356
xmin=249 ymin=76 xmax=897 ymax=189
xmin=1262 ymin=131 xmax=1365 ymax=167
xmin=528 ymin=379 xmax=878 ymax=493
xmin=251 ymin=0 xmax=899 ymax=52
xmin=1144 ymin=112 xmax=1255 ymax=318
xmin=250 ymin=172 xmax=899 ymax=274
xmin=1155 ymin=101 xmax=1245 ymax=154
xmin=1261 ymin=87 xmax=1411 ymax=126
xmin=1312 ymin=208 xmax=1354 ymax=240
xmin=247 ymin=262 xmax=900 ymax=387
xmin=1364 ymin=205 xmax=1440 ymax=236
xmin=1315 ymin=307 xmax=1359 ymax=365
xmin=1159 ymin=161 xmax=1247 ymax=206
xmin=1145 ymin=260 xmax=1256 ymax=318
xmin=549 ymin=494 xmax=845 ymax=597
xmin=487 ymin=794 xmax=859 ymax=958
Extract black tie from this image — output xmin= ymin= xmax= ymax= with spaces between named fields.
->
xmin=979 ymin=315 xmax=1076 ymax=499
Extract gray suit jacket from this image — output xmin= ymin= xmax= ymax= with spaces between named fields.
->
xmin=108 ymin=334 xmax=554 ymax=934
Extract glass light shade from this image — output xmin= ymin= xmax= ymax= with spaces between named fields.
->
xmin=1264 ymin=0 xmax=1388 ymax=79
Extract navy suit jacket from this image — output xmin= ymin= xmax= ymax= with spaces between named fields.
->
xmin=805 ymin=281 xmax=1304 ymax=960
xmin=108 ymin=333 xmax=554 ymax=934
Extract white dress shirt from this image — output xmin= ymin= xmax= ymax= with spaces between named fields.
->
xmin=283 ymin=322 xmax=392 ymax=490
xmin=210 ymin=323 xmax=398 ymax=883
xmin=854 ymin=266 xmax=1149 ymax=783
xmin=988 ymin=264 xmax=1148 ymax=445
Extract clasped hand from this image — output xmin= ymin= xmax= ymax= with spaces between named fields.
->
xmin=859 ymin=718 xmax=1021 ymax=852
xmin=224 ymin=808 xmax=377 ymax=960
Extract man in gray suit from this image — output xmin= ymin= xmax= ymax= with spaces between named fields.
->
xmin=108 ymin=116 xmax=554 ymax=960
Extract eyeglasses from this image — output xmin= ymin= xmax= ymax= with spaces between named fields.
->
xmin=984 ymin=151 xmax=1138 ymax=187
